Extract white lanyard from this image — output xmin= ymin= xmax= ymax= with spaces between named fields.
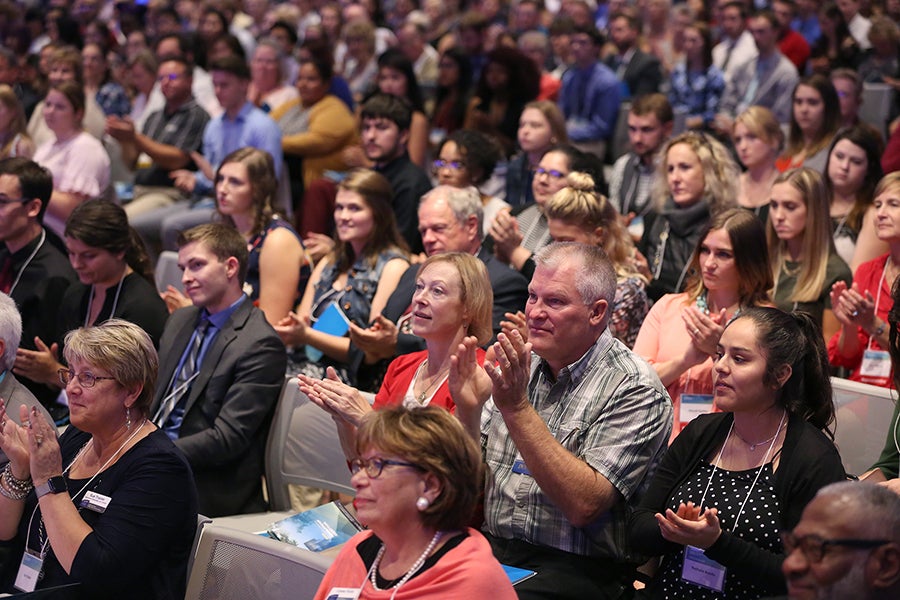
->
xmin=698 ymin=411 xmax=786 ymax=533
xmin=8 ymin=229 xmax=46 ymax=296
xmin=25 ymin=421 xmax=148 ymax=559
xmin=84 ymin=273 xmax=125 ymax=327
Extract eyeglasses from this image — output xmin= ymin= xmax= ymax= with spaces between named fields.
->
xmin=58 ymin=368 xmax=117 ymax=388
xmin=157 ymin=72 xmax=183 ymax=83
xmin=433 ymin=159 xmax=465 ymax=171
xmin=349 ymin=456 xmax=422 ymax=479
xmin=535 ymin=167 xmax=567 ymax=179
xmin=780 ymin=532 xmax=890 ymax=563
xmin=0 ymin=195 xmax=29 ymax=206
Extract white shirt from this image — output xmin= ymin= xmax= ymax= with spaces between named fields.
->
xmin=712 ymin=30 xmax=758 ymax=83
xmin=848 ymin=13 xmax=873 ymax=50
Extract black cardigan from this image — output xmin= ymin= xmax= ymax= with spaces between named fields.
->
xmin=628 ymin=412 xmax=846 ymax=596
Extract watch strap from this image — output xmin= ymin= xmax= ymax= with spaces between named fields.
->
xmin=35 ymin=476 xmax=67 ymax=499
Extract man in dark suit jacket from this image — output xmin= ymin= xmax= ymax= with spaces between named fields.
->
xmin=0 ymin=292 xmax=54 ymax=462
xmin=150 ymin=224 xmax=285 ymax=517
xmin=605 ymin=10 xmax=662 ymax=99
xmin=349 ymin=185 xmax=529 ymax=372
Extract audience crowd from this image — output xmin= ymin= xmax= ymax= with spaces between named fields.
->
xmin=2 ymin=0 xmax=900 ymax=596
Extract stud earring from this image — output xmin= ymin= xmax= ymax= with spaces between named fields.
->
xmin=416 ymin=496 xmax=430 ymax=511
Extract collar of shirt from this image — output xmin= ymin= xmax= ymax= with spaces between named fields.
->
xmin=224 ymin=101 xmax=255 ymax=124
xmin=204 ymin=293 xmax=247 ymax=330
xmin=534 ymin=328 xmax=613 ymax=387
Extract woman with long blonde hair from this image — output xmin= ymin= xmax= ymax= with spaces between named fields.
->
xmin=768 ymin=168 xmax=851 ymax=341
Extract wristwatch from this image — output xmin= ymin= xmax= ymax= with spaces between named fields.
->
xmin=35 ymin=476 xmax=67 ymax=499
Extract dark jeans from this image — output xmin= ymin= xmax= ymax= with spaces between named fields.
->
xmin=485 ymin=532 xmax=636 ymax=600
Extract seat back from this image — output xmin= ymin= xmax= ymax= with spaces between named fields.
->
xmin=155 ymin=251 xmax=183 ymax=294
xmin=831 ymin=376 xmax=897 ymax=476
xmin=265 ymin=377 xmax=355 ymax=511
xmin=860 ymin=83 xmax=893 ymax=138
xmin=184 ymin=524 xmax=334 ymax=600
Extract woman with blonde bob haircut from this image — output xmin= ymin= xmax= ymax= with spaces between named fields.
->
xmin=300 ymin=251 xmax=493 ymax=456
xmin=0 ymin=85 xmax=34 ymax=159
xmin=641 ymin=131 xmax=739 ymax=301
xmin=768 ymin=168 xmax=851 ymax=340
xmin=314 ymin=404 xmax=516 ymax=599
xmin=733 ymin=106 xmax=783 ymax=220
xmin=544 ymin=172 xmax=649 ymax=347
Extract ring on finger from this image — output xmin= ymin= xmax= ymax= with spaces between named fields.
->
xmin=693 ymin=328 xmax=700 ymax=336
xmin=851 ymin=310 xmax=859 ymax=317
xmin=494 ymin=366 xmax=503 ymax=377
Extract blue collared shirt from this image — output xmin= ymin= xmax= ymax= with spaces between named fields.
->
xmin=194 ymin=101 xmax=284 ymax=195
xmin=163 ymin=294 xmax=248 ymax=439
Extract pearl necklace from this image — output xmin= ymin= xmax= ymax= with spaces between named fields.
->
xmin=368 ymin=531 xmax=443 ymax=597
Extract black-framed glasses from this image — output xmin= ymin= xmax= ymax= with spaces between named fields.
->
xmin=780 ymin=532 xmax=890 ymax=563
xmin=0 ymin=195 xmax=30 ymax=206
xmin=350 ymin=457 xmax=422 ymax=479
xmin=433 ymin=159 xmax=465 ymax=171
xmin=535 ymin=166 xmax=567 ymax=179
xmin=58 ymin=368 xmax=117 ymax=388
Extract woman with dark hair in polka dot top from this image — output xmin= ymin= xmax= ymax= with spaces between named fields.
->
xmin=629 ymin=307 xmax=847 ymax=599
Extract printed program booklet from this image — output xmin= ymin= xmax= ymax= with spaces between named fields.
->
xmin=267 ymin=501 xmax=363 ymax=552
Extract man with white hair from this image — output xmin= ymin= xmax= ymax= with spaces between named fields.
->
xmin=0 ymin=293 xmax=54 ymax=461
xmin=782 ymin=481 xmax=900 ymax=599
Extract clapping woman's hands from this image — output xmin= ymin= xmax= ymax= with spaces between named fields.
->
xmin=298 ymin=367 xmax=372 ymax=427
xmin=681 ymin=306 xmax=727 ymax=360
xmin=830 ymin=281 xmax=877 ymax=331
xmin=0 ymin=404 xmax=32 ymax=479
xmin=25 ymin=406 xmax=62 ymax=486
xmin=655 ymin=502 xmax=722 ymax=549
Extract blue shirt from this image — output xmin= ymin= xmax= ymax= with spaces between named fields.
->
xmin=668 ymin=63 xmax=726 ymax=125
xmin=163 ymin=294 xmax=248 ymax=439
xmin=558 ymin=61 xmax=621 ymax=142
xmin=792 ymin=15 xmax=821 ymax=47
xmin=194 ymin=101 xmax=284 ymax=195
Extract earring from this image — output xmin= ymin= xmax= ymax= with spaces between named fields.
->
xmin=125 ymin=406 xmax=132 ymax=430
xmin=416 ymin=496 xmax=430 ymax=511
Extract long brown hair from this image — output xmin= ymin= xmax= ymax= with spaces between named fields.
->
xmin=214 ymin=147 xmax=279 ymax=238
xmin=331 ymin=169 xmax=409 ymax=272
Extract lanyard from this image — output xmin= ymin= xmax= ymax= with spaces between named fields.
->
xmin=698 ymin=411 xmax=786 ymax=533
xmin=8 ymin=230 xmax=46 ymax=296
xmin=84 ymin=273 xmax=125 ymax=327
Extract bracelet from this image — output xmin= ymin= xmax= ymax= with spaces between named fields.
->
xmin=872 ymin=320 xmax=888 ymax=338
xmin=0 ymin=464 xmax=33 ymax=501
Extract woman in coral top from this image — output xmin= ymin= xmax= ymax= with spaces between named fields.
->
xmin=314 ymin=405 xmax=516 ymax=600
xmin=298 ymin=252 xmax=493 ymax=457
xmin=634 ymin=209 xmax=772 ymax=439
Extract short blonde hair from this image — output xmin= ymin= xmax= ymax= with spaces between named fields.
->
xmin=416 ymin=252 xmax=493 ymax=345
xmin=63 ymin=319 xmax=159 ymax=416
xmin=734 ymin=105 xmax=785 ymax=156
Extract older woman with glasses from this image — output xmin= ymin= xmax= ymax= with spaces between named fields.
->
xmin=0 ymin=320 xmax=197 ymax=598
xmin=313 ymin=405 xmax=516 ymax=600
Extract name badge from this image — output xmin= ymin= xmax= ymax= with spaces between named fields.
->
xmin=14 ymin=550 xmax=44 ymax=593
xmin=860 ymin=350 xmax=892 ymax=386
xmin=681 ymin=545 xmax=726 ymax=592
xmin=680 ymin=394 xmax=715 ymax=429
xmin=512 ymin=459 xmax=531 ymax=476
xmin=325 ymin=587 xmax=360 ymax=600
xmin=80 ymin=491 xmax=112 ymax=513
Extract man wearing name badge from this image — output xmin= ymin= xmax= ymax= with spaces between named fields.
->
xmin=149 ymin=223 xmax=285 ymax=517
xmin=451 ymin=242 xmax=672 ymax=599
xmin=779 ymin=481 xmax=900 ymax=599
xmin=0 ymin=158 xmax=76 ymax=413
xmin=0 ymin=292 xmax=55 ymax=463
xmin=348 ymin=186 xmax=528 ymax=386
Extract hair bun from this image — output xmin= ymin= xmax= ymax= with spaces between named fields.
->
xmin=567 ymin=171 xmax=595 ymax=192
